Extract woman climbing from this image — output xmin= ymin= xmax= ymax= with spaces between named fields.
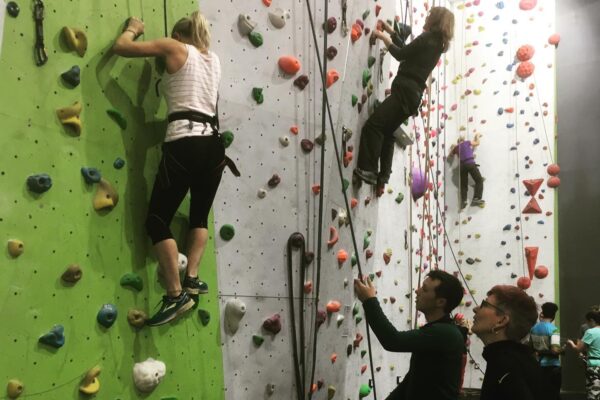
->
xmin=113 ymin=12 xmax=226 ymax=326
xmin=448 ymin=133 xmax=485 ymax=209
xmin=354 ymin=7 xmax=455 ymax=195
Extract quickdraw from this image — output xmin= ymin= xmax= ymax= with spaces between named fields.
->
xmin=33 ymin=0 xmax=48 ymax=66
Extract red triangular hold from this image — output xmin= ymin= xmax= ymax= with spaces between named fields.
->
xmin=523 ymin=179 xmax=544 ymax=196
xmin=525 ymin=247 xmax=539 ymax=279
xmin=522 ymin=198 xmax=542 ymax=214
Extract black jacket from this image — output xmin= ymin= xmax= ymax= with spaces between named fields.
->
xmin=481 ymin=340 xmax=544 ymax=400
xmin=389 ymin=31 xmax=444 ymax=90
xmin=363 ymin=298 xmax=465 ymax=400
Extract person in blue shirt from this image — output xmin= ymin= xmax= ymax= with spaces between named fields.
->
xmin=568 ymin=310 xmax=600 ymax=400
xmin=530 ymin=302 xmax=562 ymax=400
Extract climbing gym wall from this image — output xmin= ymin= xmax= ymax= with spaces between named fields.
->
xmin=0 ymin=1 xmax=225 ymax=399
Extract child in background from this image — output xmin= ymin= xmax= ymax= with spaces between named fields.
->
xmin=448 ymin=133 xmax=485 ymax=209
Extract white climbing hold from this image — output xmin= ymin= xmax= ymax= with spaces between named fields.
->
xmin=225 ymin=298 xmax=246 ymax=334
xmin=133 ymin=358 xmax=166 ymax=393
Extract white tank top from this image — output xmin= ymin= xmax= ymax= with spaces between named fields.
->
xmin=163 ymin=44 xmax=221 ymax=142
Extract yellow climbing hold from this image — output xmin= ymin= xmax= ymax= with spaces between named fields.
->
xmin=62 ymin=27 xmax=87 ymax=57
xmin=7 ymin=379 xmax=24 ymax=398
xmin=327 ymin=385 xmax=336 ymax=399
xmin=79 ymin=366 xmax=101 ymax=395
xmin=7 ymin=239 xmax=24 ymax=258
xmin=56 ymin=101 xmax=82 ymax=135
xmin=93 ymin=178 xmax=119 ymax=210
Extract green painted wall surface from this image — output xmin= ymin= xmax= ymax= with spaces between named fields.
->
xmin=0 ymin=1 xmax=225 ymax=399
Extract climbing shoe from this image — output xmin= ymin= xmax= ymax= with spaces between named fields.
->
xmin=471 ymin=198 xmax=486 ymax=208
xmin=146 ymin=292 xmax=195 ymax=327
xmin=353 ymin=168 xmax=378 ymax=185
xmin=183 ymin=276 xmax=208 ymax=295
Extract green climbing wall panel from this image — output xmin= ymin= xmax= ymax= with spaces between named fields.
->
xmin=0 ymin=1 xmax=225 ymax=398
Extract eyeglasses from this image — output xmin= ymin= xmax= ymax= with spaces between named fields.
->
xmin=480 ymin=299 xmax=505 ymax=314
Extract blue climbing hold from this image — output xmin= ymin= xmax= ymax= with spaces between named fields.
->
xmin=497 ymin=51 xmax=504 ymax=57
xmin=507 ymin=123 xmax=514 ymax=128
xmin=113 ymin=157 xmax=125 ymax=169
xmin=502 ymin=224 xmax=511 ymax=231
xmin=537 ymin=220 xmax=545 ymax=225
xmin=61 ymin=65 xmax=81 ymax=87
xmin=513 ymin=90 xmax=520 ymax=96
xmin=493 ymin=15 xmax=500 ymax=21
xmin=496 ymin=2 xmax=504 ymax=9
xmin=528 ymin=127 xmax=535 ymax=132
xmin=533 ymin=139 xmax=540 ymax=145
xmin=27 ymin=173 xmax=52 ymax=193
xmin=497 ymin=108 xmax=504 ymax=115
xmin=81 ymin=167 xmax=101 ymax=184
xmin=97 ymin=304 xmax=118 ymax=328
xmin=39 ymin=325 xmax=65 ymax=348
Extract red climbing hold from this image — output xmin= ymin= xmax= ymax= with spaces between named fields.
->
xmin=262 ymin=0 xmax=272 ymax=6
xmin=534 ymin=265 xmax=548 ymax=279
xmin=516 ymin=45 xmax=535 ymax=62
xmin=523 ymin=198 xmax=542 ymax=214
xmin=547 ymin=176 xmax=560 ymax=188
xmin=326 ymin=70 xmax=340 ymax=88
xmin=547 ymin=164 xmax=560 ymax=176
xmin=331 ymin=353 xmax=338 ymax=363
xmin=337 ymin=249 xmax=349 ymax=265
xmin=312 ymin=185 xmax=321 ymax=194
xmin=519 ymin=0 xmax=537 ymax=10
xmin=343 ymin=151 xmax=353 ymax=167
xmin=290 ymin=125 xmax=299 ymax=135
xmin=516 ymin=61 xmax=535 ymax=79
xmin=361 ymin=365 xmax=368 ymax=374
xmin=351 ymin=23 xmax=363 ymax=42
xmin=517 ymin=276 xmax=531 ymax=290
xmin=365 ymin=249 xmax=373 ymax=260
xmin=327 ymin=226 xmax=339 ymax=248
xmin=548 ymin=33 xmax=560 ymax=47
xmin=351 ymin=198 xmax=358 ymax=209
xmin=525 ymin=247 xmax=539 ymax=279
xmin=326 ymin=300 xmax=342 ymax=313
xmin=304 ymin=281 xmax=313 ymax=293
xmin=278 ymin=56 xmax=301 ymax=75
xmin=523 ymin=179 xmax=544 ymax=196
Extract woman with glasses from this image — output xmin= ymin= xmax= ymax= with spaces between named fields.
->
xmin=471 ymin=285 xmax=544 ymax=399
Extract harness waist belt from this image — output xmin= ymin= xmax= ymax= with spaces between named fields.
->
xmin=168 ymin=111 xmax=218 ymax=128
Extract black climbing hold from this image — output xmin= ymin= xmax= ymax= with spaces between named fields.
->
xmin=496 ymin=261 xmax=502 ymax=267
xmin=61 ymin=65 xmax=80 ymax=87
xmin=219 ymin=224 xmax=235 ymax=241
xmin=198 ymin=309 xmax=211 ymax=326
xmin=6 ymin=1 xmax=19 ymax=17
xmin=500 ymin=241 xmax=506 ymax=245
xmin=466 ymin=258 xmax=475 ymax=265
xmin=290 ymin=233 xmax=304 ymax=248
xmin=294 ymin=74 xmax=309 ymax=90
xmin=326 ymin=46 xmax=338 ymax=60
xmin=346 ymin=344 xmax=353 ymax=356
xmin=113 ymin=157 xmax=125 ymax=169
xmin=81 ymin=167 xmax=101 ymax=184
xmin=27 ymin=173 xmax=52 ymax=193
xmin=502 ymin=224 xmax=511 ymax=231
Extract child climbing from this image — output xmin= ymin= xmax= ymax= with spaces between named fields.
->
xmin=354 ymin=7 xmax=455 ymax=195
xmin=448 ymin=133 xmax=485 ymax=209
xmin=113 ymin=12 xmax=226 ymax=326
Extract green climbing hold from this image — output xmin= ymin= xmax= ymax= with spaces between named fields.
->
xmin=352 ymin=302 xmax=359 ymax=316
xmin=198 ymin=309 xmax=210 ymax=326
xmin=253 ymin=334 xmax=265 ymax=346
xmin=120 ymin=273 xmax=143 ymax=291
xmin=360 ymin=349 xmax=367 ymax=358
xmin=252 ymin=87 xmax=264 ymax=104
xmin=373 ymin=99 xmax=381 ymax=109
xmin=221 ymin=130 xmax=234 ymax=148
xmin=352 ymin=94 xmax=358 ymax=107
xmin=351 ymin=254 xmax=357 ymax=266
xmin=106 ymin=109 xmax=127 ymax=130
xmin=395 ymin=192 xmax=404 ymax=204
xmin=315 ymin=133 xmax=326 ymax=145
xmin=160 ymin=397 xmax=178 ymax=400
xmin=368 ymin=56 xmax=376 ymax=68
xmin=362 ymin=69 xmax=372 ymax=88
xmin=342 ymin=178 xmax=349 ymax=192
xmin=363 ymin=233 xmax=371 ymax=249
xmin=220 ymin=224 xmax=235 ymax=241
xmin=355 ymin=315 xmax=363 ymax=324
xmin=362 ymin=9 xmax=370 ymax=20
xmin=359 ymin=384 xmax=372 ymax=398
xmin=369 ymin=273 xmax=375 ymax=281
xmin=249 ymin=31 xmax=263 ymax=47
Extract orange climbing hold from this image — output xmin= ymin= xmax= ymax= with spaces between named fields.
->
xmin=548 ymin=33 xmax=560 ymax=47
xmin=351 ymin=23 xmax=363 ymax=42
xmin=304 ymin=281 xmax=313 ymax=294
xmin=516 ymin=61 xmax=535 ymax=79
xmin=525 ymin=247 xmax=538 ymax=279
xmin=326 ymin=69 xmax=340 ymax=88
xmin=327 ymin=226 xmax=339 ymax=248
xmin=290 ymin=125 xmax=299 ymax=135
xmin=326 ymin=300 xmax=342 ymax=313
xmin=547 ymin=176 xmax=560 ymax=188
xmin=351 ymin=198 xmax=358 ymax=209
xmin=331 ymin=353 xmax=338 ymax=363
xmin=516 ymin=45 xmax=535 ymax=62
xmin=517 ymin=276 xmax=531 ymax=290
xmin=278 ymin=56 xmax=301 ymax=75
xmin=337 ymin=249 xmax=349 ymax=265
xmin=262 ymin=0 xmax=271 ymax=6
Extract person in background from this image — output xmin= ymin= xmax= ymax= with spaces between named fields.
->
xmin=568 ymin=309 xmax=600 ymax=400
xmin=448 ymin=133 xmax=485 ymax=209
xmin=471 ymin=285 xmax=543 ymax=400
xmin=113 ymin=12 xmax=226 ymax=326
xmin=530 ymin=302 xmax=562 ymax=400
xmin=354 ymin=7 xmax=454 ymax=196
xmin=354 ymin=270 xmax=465 ymax=400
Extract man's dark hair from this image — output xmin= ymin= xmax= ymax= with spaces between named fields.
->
xmin=541 ymin=302 xmax=558 ymax=320
xmin=585 ymin=310 xmax=600 ymax=325
xmin=427 ymin=270 xmax=464 ymax=314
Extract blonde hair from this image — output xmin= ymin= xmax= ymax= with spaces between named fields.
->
xmin=172 ymin=11 xmax=211 ymax=51
xmin=425 ymin=7 xmax=454 ymax=53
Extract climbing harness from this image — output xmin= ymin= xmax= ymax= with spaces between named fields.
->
xmin=33 ymin=0 xmax=48 ymax=66
xmin=287 ymin=233 xmax=308 ymax=400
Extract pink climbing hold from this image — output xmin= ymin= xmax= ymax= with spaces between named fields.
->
xmin=326 ymin=300 xmax=342 ymax=313
xmin=316 ymin=309 xmax=327 ymax=327
xmin=519 ymin=0 xmax=537 ymax=11
xmin=516 ymin=45 xmax=535 ymax=62
xmin=351 ymin=198 xmax=358 ymax=209
xmin=375 ymin=5 xmax=382 ymax=16
xmin=517 ymin=276 xmax=531 ymax=290
xmin=547 ymin=164 xmax=560 ymax=176
xmin=535 ymin=266 xmax=548 ymax=279
xmin=516 ymin=61 xmax=535 ymax=79
xmin=330 ymin=353 xmax=338 ymax=363
xmin=548 ymin=33 xmax=560 ymax=47
xmin=411 ymin=167 xmax=427 ymax=201
xmin=278 ymin=56 xmax=301 ymax=75
xmin=304 ymin=281 xmax=313 ymax=293
xmin=547 ymin=176 xmax=560 ymax=188
xmin=263 ymin=313 xmax=282 ymax=334
xmin=365 ymin=249 xmax=373 ymax=260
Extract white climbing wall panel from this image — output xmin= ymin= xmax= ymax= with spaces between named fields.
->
xmin=205 ymin=0 xmax=556 ymax=398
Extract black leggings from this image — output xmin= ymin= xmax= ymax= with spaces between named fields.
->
xmin=357 ymin=77 xmax=422 ymax=184
xmin=459 ymin=163 xmax=484 ymax=202
xmin=145 ymin=135 xmax=225 ymax=245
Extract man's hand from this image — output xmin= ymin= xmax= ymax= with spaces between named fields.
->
xmin=354 ymin=276 xmax=377 ymax=302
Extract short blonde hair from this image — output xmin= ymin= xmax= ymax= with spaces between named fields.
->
xmin=172 ymin=11 xmax=211 ymax=51
xmin=426 ymin=7 xmax=454 ymax=53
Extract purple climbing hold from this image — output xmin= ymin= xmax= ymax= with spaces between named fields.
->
xmin=411 ymin=168 xmax=427 ymax=201
xmin=325 ymin=17 xmax=337 ymax=34
xmin=316 ymin=309 xmax=327 ymax=327
xmin=263 ymin=313 xmax=282 ymax=334
xmin=327 ymin=46 xmax=338 ymax=60
xmin=301 ymin=139 xmax=314 ymax=153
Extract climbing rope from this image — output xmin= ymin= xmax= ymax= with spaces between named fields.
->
xmin=302 ymin=0 xmax=378 ymax=398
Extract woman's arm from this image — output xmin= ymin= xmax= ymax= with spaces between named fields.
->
xmin=112 ymin=17 xmax=180 ymax=58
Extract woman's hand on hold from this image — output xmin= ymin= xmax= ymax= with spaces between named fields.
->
xmin=354 ymin=276 xmax=376 ymax=302
xmin=379 ymin=19 xmax=394 ymax=34
xmin=126 ymin=17 xmax=144 ymax=36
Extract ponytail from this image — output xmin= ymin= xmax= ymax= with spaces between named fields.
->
xmin=172 ymin=11 xmax=211 ymax=51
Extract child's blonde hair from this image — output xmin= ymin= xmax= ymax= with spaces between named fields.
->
xmin=172 ymin=11 xmax=211 ymax=51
